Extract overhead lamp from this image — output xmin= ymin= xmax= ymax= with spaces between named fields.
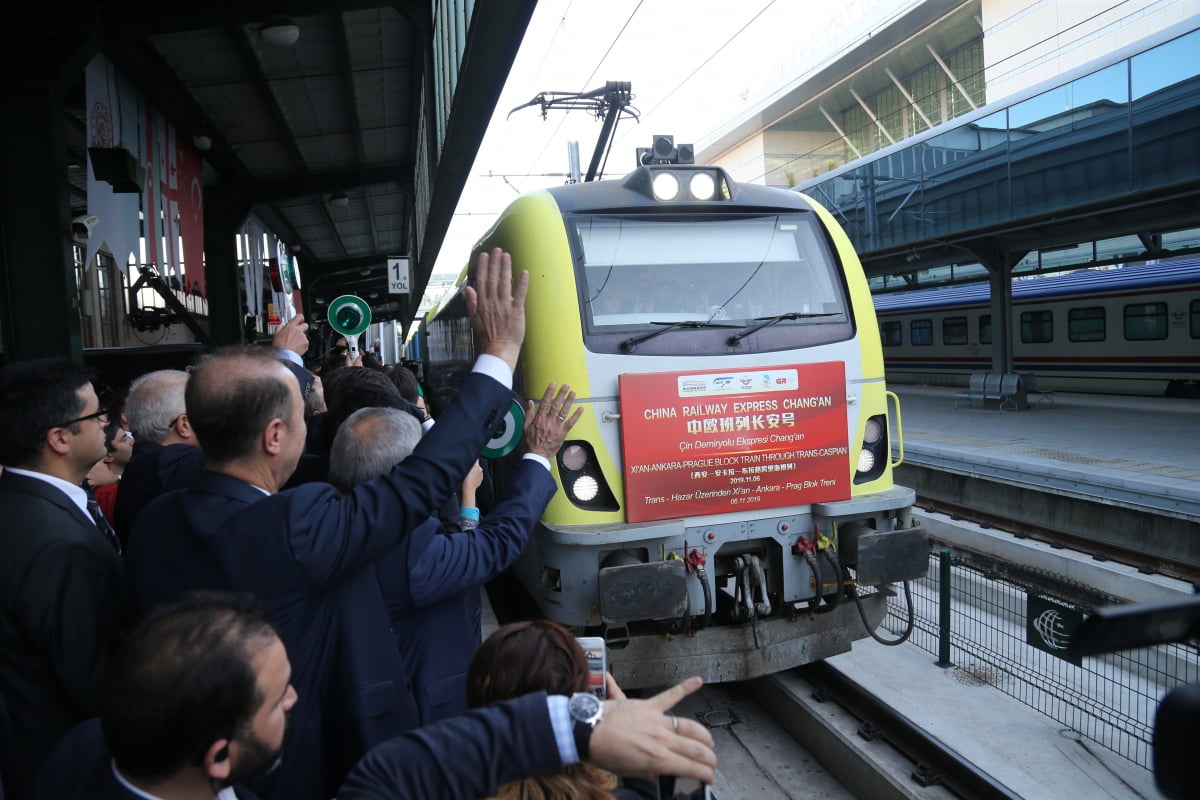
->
xmin=192 ymin=129 xmax=213 ymax=152
xmin=330 ymin=192 xmax=349 ymax=210
xmin=290 ymin=243 xmax=303 ymax=254
xmin=260 ymin=16 xmax=300 ymax=47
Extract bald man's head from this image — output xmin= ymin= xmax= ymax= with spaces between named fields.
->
xmin=185 ymin=347 xmax=296 ymax=467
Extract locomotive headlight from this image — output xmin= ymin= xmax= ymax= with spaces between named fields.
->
xmin=573 ymin=475 xmax=600 ymax=502
xmin=857 ymin=448 xmax=876 ymax=474
xmin=689 ymin=171 xmax=716 ymax=201
xmin=652 ymin=172 xmax=680 ymax=201
xmin=863 ymin=417 xmax=883 ymax=444
xmin=561 ymin=444 xmax=588 ymax=471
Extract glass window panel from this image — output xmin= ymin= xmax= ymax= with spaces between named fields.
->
xmin=1191 ymin=299 xmax=1200 ymax=339
xmin=1009 ymin=63 xmax=1130 ymax=215
xmin=1068 ymin=306 xmax=1106 ymax=342
xmin=910 ymin=318 xmax=932 ymax=346
xmin=1021 ymin=309 xmax=1053 ymax=343
xmin=979 ymin=313 xmax=992 ymax=345
xmin=881 ymin=320 xmax=902 ymax=347
xmin=943 ymin=315 xmax=968 ymax=345
xmin=1132 ymin=29 xmax=1200 ymax=190
xmin=1124 ymin=302 xmax=1168 ymax=341
xmin=574 ymin=214 xmax=847 ymax=328
xmin=921 ymin=110 xmax=1009 ymax=237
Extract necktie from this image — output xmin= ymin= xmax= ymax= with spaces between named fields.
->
xmin=85 ymin=488 xmax=121 ymax=554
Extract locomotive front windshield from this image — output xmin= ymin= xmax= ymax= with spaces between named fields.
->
xmin=573 ymin=214 xmax=848 ymax=338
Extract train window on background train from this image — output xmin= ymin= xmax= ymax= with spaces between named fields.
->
xmin=880 ymin=320 xmax=902 ymax=347
xmin=979 ymin=314 xmax=992 ymax=345
xmin=1123 ymin=302 xmax=1168 ymax=340
xmin=1068 ymin=306 xmax=1106 ymax=342
xmin=1020 ymin=310 xmax=1053 ymax=343
xmin=1191 ymin=300 xmax=1200 ymax=339
xmin=910 ymin=319 xmax=932 ymax=346
xmin=943 ymin=316 xmax=968 ymax=345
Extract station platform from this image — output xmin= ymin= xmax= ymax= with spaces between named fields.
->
xmin=888 ymin=384 xmax=1200 ymax=522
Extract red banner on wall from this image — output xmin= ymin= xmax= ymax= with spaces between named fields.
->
xmin=618 ymin=362 xmax=850 ymax=523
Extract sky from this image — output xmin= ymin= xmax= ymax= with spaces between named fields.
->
xmin=426 ymin=0 xmax=917 ymax=306
xmin=425 ymin=0 xmax=871 ymax=303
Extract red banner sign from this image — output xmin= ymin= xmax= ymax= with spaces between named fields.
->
xmin=619 ymin=362 xmax=850 ymax=522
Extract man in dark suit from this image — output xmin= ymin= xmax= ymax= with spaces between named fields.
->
xmin=33 ymin=592 xmax=288 ymax=800
xmin=327 ymin=381 xmax=581 ymax=724
xmin=113 ymin=369 xmax=204 ymax=545
xmin=125 ymin=247 xmax=530 ymax=800
xmin=35 ymin=592 xmax=718 ymax=800
xmin=0 ymin=358 xmax=131 ymax=800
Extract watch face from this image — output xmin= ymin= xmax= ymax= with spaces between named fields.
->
xmin=569 ymin=692 xmax=601 ymax=722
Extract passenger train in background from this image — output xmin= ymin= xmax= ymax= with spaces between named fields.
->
xmin=414 ymin=146 xmax=927 ymax=689
xmin=873 ymin=258 xmax=1200 ymax=398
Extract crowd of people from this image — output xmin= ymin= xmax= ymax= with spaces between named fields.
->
xmin=0 ymin=249 xmax=717 ymax=800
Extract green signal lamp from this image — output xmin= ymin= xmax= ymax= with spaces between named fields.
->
xmin=327 ymin=295 xmax=372 ymax=359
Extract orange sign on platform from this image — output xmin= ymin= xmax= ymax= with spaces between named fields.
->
xmin=619 ymin=362 xmax=850 ymax=522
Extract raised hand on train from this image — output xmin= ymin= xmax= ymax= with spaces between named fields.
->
xmin=523 ymin=382 xmax=583 ymax=459
xmin=466 ymin=246 xmax=529 ymax=371
xmin=590 ymin=676 xmax=717 ymax=784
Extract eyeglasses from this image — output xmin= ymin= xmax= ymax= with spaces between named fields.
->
xmin=54 ymin=407 xmax=109 ymax=429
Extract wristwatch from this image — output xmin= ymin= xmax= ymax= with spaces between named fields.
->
xmin=568 ymin=691 xmax=603 ymax=757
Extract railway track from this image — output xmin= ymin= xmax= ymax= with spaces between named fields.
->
xmin=914 ymin=494 xmax=1199 ymax=584
xmin=681 ymin=662 xmax=1024 ymax=800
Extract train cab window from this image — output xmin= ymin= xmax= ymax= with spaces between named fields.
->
xmin=880 ymin=320 xmax=902 ymax=347
xmin=1192 ymin=299 xmax=1200 ymax=339
xmin=1068 ymin=306 xmax=1106 ymax=342
xmin=1124 ymin=302 xmax=1168 ymax=341
xmin=979 ymin=314 xmax=992 ymax=345
xmin=910 ymin=319 xmax=932 ymax=346
xmin=1020 ymin=310 xmax=1053 ymax=343
xmin=572 ymin=214 xmax=852 ymax=354
xmin=942 ymin=316 xmax=967 ymax=345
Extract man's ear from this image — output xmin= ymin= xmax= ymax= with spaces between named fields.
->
xmin=202 ymin=738 xmax=232 ymax=781
xmin=175 ymin=413 xmax=195 ymax=441
xmin=262 ymin=417 xmax=287 ymax=456
xmin=43 ymin=427 xmax=72 ymax=457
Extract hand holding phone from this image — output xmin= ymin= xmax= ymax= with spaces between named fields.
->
xmin=576 ymin=636 xmax=607 ymax=698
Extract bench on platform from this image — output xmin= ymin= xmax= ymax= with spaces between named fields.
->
xmin=1022 ymin=373 xmax=1056 ymax=409
xmin=955 ymin=371 xmax=1028 ymax=411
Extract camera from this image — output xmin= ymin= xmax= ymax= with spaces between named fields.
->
xmin=1070 ymin=595 xmax=1200 ymax=799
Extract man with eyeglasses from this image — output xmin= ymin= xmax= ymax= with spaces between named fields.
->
xmin=0 ymin=358 xmax=132 ymax=800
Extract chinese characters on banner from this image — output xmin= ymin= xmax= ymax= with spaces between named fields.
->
xmin=619 ymin=362 xmax=850 ymax=523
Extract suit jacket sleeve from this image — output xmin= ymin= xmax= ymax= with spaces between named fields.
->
xmin=24 ymin=539 xmax=127 ymax=717
xmin=338 ymin=692 xmax=562 ymax=800
xmin=284 ymin=370 xmax=513 ymax=588
xmin=404 ymin=459 xmax=556 ymax=608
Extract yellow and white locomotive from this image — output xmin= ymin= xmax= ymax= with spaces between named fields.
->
xmin=421 ymin=143 xmax=927 ymax=687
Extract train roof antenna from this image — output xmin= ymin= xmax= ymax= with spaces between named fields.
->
xmin=508 ymin=81 xmax=638 ymax=181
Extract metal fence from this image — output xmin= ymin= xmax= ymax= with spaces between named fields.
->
xmin=880 ymin=546 xmax=1200 ymax=769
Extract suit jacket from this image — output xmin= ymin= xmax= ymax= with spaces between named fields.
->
xmin=338 ymin=691 xmax=562 ymax=800
xmin=32 ymin=718 xmax=259 ymax=800
xmin=0 ymin=472 xmax=130 ymax=800
xmin=112 ymin=441 xmax=205 ymax=547
xmin=377 ymin=457 xmax=556 ymax=723
xmin=124 ymin=370 xmax=512 ymax=800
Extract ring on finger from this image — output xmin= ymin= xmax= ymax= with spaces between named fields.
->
xmin=556 ymin=414 xmax=566 ymax=422
xmin=670 ymin=713 xmax=678 ymax=733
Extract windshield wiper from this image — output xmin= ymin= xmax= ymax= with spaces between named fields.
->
xmin=619 ymin=320 xmax=737 ymax=353
xmin=725 ymin=311 xmax=841 ymax=346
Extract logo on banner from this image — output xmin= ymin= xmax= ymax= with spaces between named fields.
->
xmin=675 ymin=369 xmax=799 ymax=398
